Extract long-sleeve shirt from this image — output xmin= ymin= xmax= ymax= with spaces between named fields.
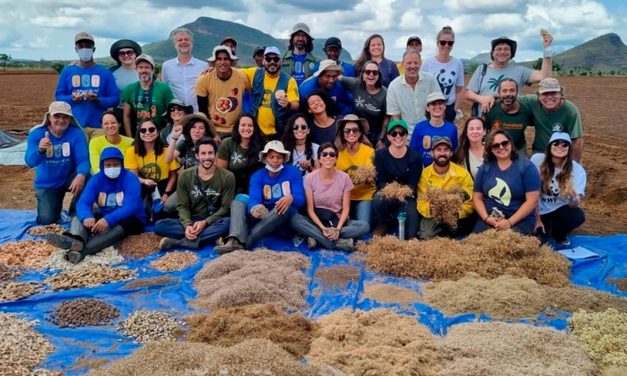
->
xmin=299 ymin=77 xmax=354 ymax=116
xmin=417 ymin=162 xmax=474 ymax=219
xmin=248 ymin=164 xmax=305 ymax=212
xmin=176 ymin=166 xmax=235 ymax=226
xmin=374 ymin=147 xmax=422 ymax=194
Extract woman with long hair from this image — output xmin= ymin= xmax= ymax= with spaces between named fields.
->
xmin=472 ymin=129 xmax=540 ymax=234
xmin=453 ymin=116 xmax=486 ymax=179
xmin=304 ymin=91 xmax=337 ymax=146
xmin=88 ymin=110 xmax=134 ymax=174
xmin=166 ymin=112 xmax=217 ymax=169
xmin=354 ymin=34 xmax=399 ymax=87
xmin=281 ymin=113 xmax=320 ymax=175
xmin=217 ymin=114 xmax=266 ymax=194
xmin=531 ymin=132 xmax=586 ymax=246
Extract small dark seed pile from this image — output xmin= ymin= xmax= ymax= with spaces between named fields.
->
xmin=123 ymin=276 xmax=179 ymax=290
xmin=48 ymin=298 xmax=120 ymax=328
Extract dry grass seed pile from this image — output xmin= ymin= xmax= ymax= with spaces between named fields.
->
xmin=116 ymin=233 xmax=162 ymax=259
xmin=185 ymin=304 xmax=316 ymax=358
xmin=149 ymin=251 xmax=198 ymax=272
xmin=350 ymin=164 xmax=376 ymax=185
xmin=307 ymin=308 xmax=439 ymax=376
xmin=122 ymin=276 xmax=179 ymax=290
xmin=0 ymin=240 xmax=59 ymax=269
xmin=45 ymin=246 xmax=123 ymax=270
xmin=424 ymin=186 xmax=465 ymax=228
xmin=0 ymin=313 xmax=55 ymax=376
xmin=45 ymin=266 xmax=136 ymax=290
xmin=89 ymin=339 xmax=319 ymax=376
xmin=379 ymin=182 xmax=414 ymax=201
xmin=568 ymin=308 xmax=627 ymax=369
xmin=0 ymin=264 xmax=22 ymax=283
xmin=314 ymin=265 xmax=361 ymax=288
xmin=192 ymin=249 xmax=309 ymax=312
xmin=48 ymin=298 xmax=120 ymax=328
xmin=27 ymin=224 xmax=66 ymax=236
xmin=119 ymin=310 xmax=182 ymax=343
xmin=359 ymin=230 xmax=571 ymax=287
xmin=0 ymin=281 xmax=41 ymax=302
xmin=437 ymin=322 xmax=597 ymax=376
xmin=362 ymin=283 xmax=422 ymax=306
xmin=420 ymin=273 xmax=627 ymax=319
xmin=609 ymin=277 xmax=627 ymax=292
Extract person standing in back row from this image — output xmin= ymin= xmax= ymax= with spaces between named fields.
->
xmin=280 ymin=23 xmax=319 ymax=86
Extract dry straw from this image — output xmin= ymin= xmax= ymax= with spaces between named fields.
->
xmin=0 ymin=240 xmax=59 ymax=269
xmin=45 ymin=246 xmax=123 ymax=270
xmin=89 ymin=339 xmax=319 ymax=376
xmin=149 ymin=251 xmax=198 ymax=272
xmin=45 ymin=266 xmax=136 ymax=290
xmin=119 ymin=310 xmax=182 ymax=343
xmin=27 ymin=224 xmax=66 ymax=236
xmin=122 ymin=276 xmax=179 ymax=290
xmin=350 ymin=165 xmax=376 ymax=185
xmin=48 ymin=298 xmax=120 ymax=328
xmin=568 ymin=308 xmax=627 ymax=369
xmin=437 ymin=322 xmax=597 ymax=376
xmin=314 ymin=265 xmax=361 ymax=288
xmin=0 ymin=313 xmax=55 ymax=376
xmin=116 ymin=233 xmax=162 ymax=259
xmin=379 ymin=182 xmax=413 ymax=201
xmin=307 ymin=308 xmax=439 ymax=376
xmin=0 ymin=281 xmax=41 ymax=302
xmin=358 ymin=230 xmax=571 ymax=287
xmin=192 ymin=249 xmax=309 ymax=312
xmin=362 ymin=283 xmax=421 ymax=306
xmin=424 ymin=186 xmax=465 ymax=228
xmin=185 ymin=304 xmax=316 ymax=358
xmin=0 ymin=264 xmax=22 ymax=283
xmin=609 ymin=277 xmax=627 ymax=292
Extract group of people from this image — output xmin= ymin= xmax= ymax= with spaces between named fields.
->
xmin=26 ymin=24 xmax=586 ymax=263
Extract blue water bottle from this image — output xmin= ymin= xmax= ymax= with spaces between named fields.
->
xmin=397 ymin=211 xmax=406 ymax=240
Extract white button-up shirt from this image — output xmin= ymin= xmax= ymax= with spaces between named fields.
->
xmin=162 ymin=56 xmax=208 ymax=112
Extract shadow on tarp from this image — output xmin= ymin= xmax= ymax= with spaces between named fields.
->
xmin=0 ymin=209 xmax=625 ymax=375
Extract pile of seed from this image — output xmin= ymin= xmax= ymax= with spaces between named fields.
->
xmin=351 ymin=164 xmax=376 ymax=184
xmin=568 ymin=308 xmax=627 ymax=369
xmin=0 ymin=264 xmax=21 ymax=283
xmin=424 ymin=186 xmax=465 ymax=229
xmin=0 ymin=240 xmax=59 ymax=269
xmin=48 ymin=298 xmax=120 ymax=328
xmin=119 ymin=310 xmax=182 ymax=343
xmin=45 ymin=266 xmax=136 ymax=290
xmin=45 ymin=246 xmax=124 ymax=270
xmin=314 ymin=265 xmax=361 ymax=288
xmin=27 ymin=224 xmax=66 ymax=236
xmin=116 ymin=233 xmax=162 ymax=259
xmin=379 ymin=182 xmax=413 ymax=201
xmin=0 ymin=281 xmax=41 ymax=302
xmin=609 ymin=277 xmax=627 ymax=292
xmin=122 ymin=276 xmax=179 ymax=290
xmin=0 ymin=313 xmax=55 ymax=376
xmin=149 ymin=251 xmax=198 ymax=272
xmin=362 ymin=283 xmax=422 ymax=306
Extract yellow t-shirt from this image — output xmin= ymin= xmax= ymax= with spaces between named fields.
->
xmin=124 ymin=147 xmax=180 ymax=182
xmin=89 ymin=135 xmax=134 ymax=174
xmin=336 ymin=144 xmax=376 ymax=201
xmin=242 ymin=67 xmax=299 ymax=136
xmin=194 ymin=69 xmax=251 ymax=134
xmin=417 ymin=161 xmax=474 ymax=219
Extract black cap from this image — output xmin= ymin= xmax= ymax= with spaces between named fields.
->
xmin=221 ymin=36 xmax=237 ymax=47
xmin=324 ymin=37 xmax=342 ymax=49
xmin=253 ymin=46 xmax=266 ymax=56
xmin=407 ymin=36 xmax=422 ymax=45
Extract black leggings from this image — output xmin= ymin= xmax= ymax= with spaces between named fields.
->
xmin=540 ymin=205 xmax=585 ymax=241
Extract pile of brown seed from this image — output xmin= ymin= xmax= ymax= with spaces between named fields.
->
xmin=149 ymin=251 xmax=198 ymax=272
xmin=122 ymin=276 xmax=179 ymax=290
xmin=48 ymin=298 xmax=120 ymax=328
xmin=45 ymin=266 xmax=136 ymax=290
xmin=0 ymin=264 xmax=21 ymax=283
xmin=119 ymin=310 xmax=182 ymax=343
xmin=0 ymin=313 xmax=55 ymax=375
xmin=0 ymin=281 xmax=41 ymax=302
xmin=27 ymin=224 xmax=66 ymax=236
xmin=0 ymin=240 xmax=59 ymax=270
xmin=116 ymin=233 xmax=162 ymax=259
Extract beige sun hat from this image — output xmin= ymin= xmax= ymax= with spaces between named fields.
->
xmin=207 ymin=45 xmax=239 ymax=62
xmin=259 ymin=140 xmax=291 ymax=162
xmin=41 ymin=101 xmax=79 ymax=127
xmin=313 ymin=59 xmax=343 ymax=77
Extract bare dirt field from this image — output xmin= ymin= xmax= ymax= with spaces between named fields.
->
xmin=0 ymin=72 xmax=625 ymax=234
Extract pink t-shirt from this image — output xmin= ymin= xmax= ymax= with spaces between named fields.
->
xmin=304 ymin=169 xmax=353 ymax=214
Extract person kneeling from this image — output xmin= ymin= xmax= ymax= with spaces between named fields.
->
xmin=155 ymin=137 xmax=234 ymax=250
xmin=214 ymin=140 xmax=305 ymax=254
xmin=417 ymin=136 xmax=475 ymax=239
xmin=47 ymin=147 xmax=145 ymax=264
xmin=291 ymin=143 xmax=370 ymax=251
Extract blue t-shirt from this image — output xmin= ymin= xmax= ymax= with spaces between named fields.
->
xmin=473 ymin=158 xmax=541 ymax=226
xmin=292 ymin=53 xmax=307 ymax=86
xmin=299 ymin=78 xmax=354 ymax=116
xmin=409 ymin=120 xmax=458 ymax=167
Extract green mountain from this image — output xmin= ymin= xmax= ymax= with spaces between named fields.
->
xmin=141 ymin=17 xmax=352 ymax=66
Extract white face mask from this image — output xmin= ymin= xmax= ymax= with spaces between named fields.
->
xmin=77 ymin=48 xmax=94 ymax=62
xmin=104 ymin=167 xmax=122 ymax=179
xmin=265 ymin=164 xmax=284 ymax=173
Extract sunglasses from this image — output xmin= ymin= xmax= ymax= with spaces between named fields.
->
xmin=343 ymin=127 xmax=360 ymax=134
xmin=170 ymin=105 xmax=185 ymax=112
xmin=118 ymin=50 xmax=135 ymax=57
xmin=389 ymin=130 xmax=407 ymax=138
xmin=363 ymin=69 xmax=380 ymax=76
xmin=265 ymin=56 xmax=280 ymax=63
xmin=320 ymin=151 xmax=337 ymax=158
xmin=293 ymin=124 xmax=308 ymax=131
xmin=491 ymin=140 xmax=511 ymax=150
xmin=139 ymin=127 xmax=157 ymax=134
xmin=438 ymin=40 xmax=455 ymax=47
xmin=552 ymin=141 xmax=570 ymax=148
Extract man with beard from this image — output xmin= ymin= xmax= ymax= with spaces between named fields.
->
xmin=485 ymin=78 xmax=535 ymax=155
xmin=280 ymin=23 xmax=319 ymax=86
xmin=242 ymin=47 xmax=299 ymax=139
xmin=312 ymin=37 xmax=356 ymax=77
xmin=121 ymin=54 xmax=174 ymax=137
xmin=55 ymin=32 xmax=119 ymax=139
xmin=299 ymin=60 xmax=354 ymax=116
xmin=417 ymin=136 xmax=474 ymax=239
xmin=162 ymin=28 xmax=208 ymax=112
xmin=155 ymin=137 xmax=234 ymax=250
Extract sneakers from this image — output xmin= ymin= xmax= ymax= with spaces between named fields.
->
xmin=334 ymin=238 xmax=354 ymax=252
xmin=47 ymin=233 xmax=84 ymax=252
xmin=557 ymin=237 xmax=571 ymax=247
xmin=307 ymin=237 xmax=317 ymax=249
xmin=214 ymin=238 xmax=245 ymax=255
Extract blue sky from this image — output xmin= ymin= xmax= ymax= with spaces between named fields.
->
xmin=0 ymin=0 xmax=625 ymax=62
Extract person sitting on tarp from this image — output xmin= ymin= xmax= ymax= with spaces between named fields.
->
xmin=46 ymin=147 xmax=145 ymax=264
xmin=25 ymin=101 xmax=90 ymax=225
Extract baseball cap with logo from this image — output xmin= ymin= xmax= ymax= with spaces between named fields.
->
xmin=74 ymin=32 xmax=94 ymax=44
xmin=431 ymin=136 xmax=453 ymax=149
xmin=538 ymin=78 xmax=562 ymax=94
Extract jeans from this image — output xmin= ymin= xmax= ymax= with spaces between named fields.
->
xmin=226 ymin=199 xmax=296 ymax=249
xmin=372 ymin=192 xmax=419 ymax=239
xmin=154 ymin=217 xmax=230 ymax=246
xmin=35 ymin=174 xmax=82 ymax=225
xmin=540 ymin=205 xmax=585 ymax=242
xmin=290 ymin=213 xmax=370 ymax=249
xmin=351 ymin=200 xmax=372 ymax=227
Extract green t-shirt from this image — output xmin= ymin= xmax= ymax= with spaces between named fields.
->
xmin=217 ymin=137 xmax=262 ymax=194
xmin=484 ymin=99 xmax=535 ymax=152
xmin=121 ymin=81 xmax=174 ymax=134
xmin=176 ymin=166 xmax=235 ymax=226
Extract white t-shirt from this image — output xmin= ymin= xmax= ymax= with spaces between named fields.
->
xmin=530 ymin=153 xmax=586 ymax=214
xmin=421 ymin=57 xmax=465 ymax=105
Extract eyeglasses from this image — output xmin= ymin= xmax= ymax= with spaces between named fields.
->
xmin=343 ymin=127 xmax=360 ymax=134
xmin=265 ymin=56 xmax=280 ymax=63
xmin=293 ymin=124 xmax=308 ymax=131
xmin=170 ymin=105 xmax=185 ymax=112
xmin=118 ymin=50 xmax=135 ymax=57
xmin=139 ymin=127 xmax=157 ymax=134
xmin=320 ymin=151 xmax=337 ymax=158
xmin=491 ymin=140 xmax=511 ymax=150
xmin=438 ymin=40 xmax=455 ymax=47
xmin=363 ymin=69 xmax=379 ymax=76
xmin=389 ymin=130 xmax=407 ymax=138
xmin=552 ymin=141 xmax=570 ymax=148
